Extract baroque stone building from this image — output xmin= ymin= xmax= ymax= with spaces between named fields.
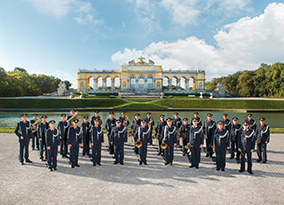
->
xmin=77 ymin=57 xmax=205 ymax=96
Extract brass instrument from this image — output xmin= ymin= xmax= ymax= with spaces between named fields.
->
xmin=212 ymin=146 xmax=216 ymax=153
xmin=204 ymin=134 xmax=207 ymax=140
xmin=123 ymin=115 xmax=129 ymax=126
xmin=160 ymin=140 xmax=168 ymax=149
xmin=32 ymin=118 xmax=42 ymax=133
xmin=185 ymin=143 xmax=192 ymax=150
xmin=181 ymin=133 xmax=186 ymax=140
xmin=135 ymin=139 xmax=143 ymax=148
xmin=152 ymin=133 xmax=157 ymax=139
xmin=67 ymin=112 xmax=79 ymax=126
xmin=129 ymin=130 xmax=134 ymax=137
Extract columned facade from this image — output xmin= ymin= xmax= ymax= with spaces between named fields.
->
xmin=77 ymin=57 xmax=206 ymax=94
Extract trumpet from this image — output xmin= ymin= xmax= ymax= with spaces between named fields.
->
xmin=67 ymin=112 xmax=79 ymax=126
xmin=212 ymin=146 xmax=216 ymax=153
xmin=135 ymin=139 xmax=143 ymax=148
xmin=160 ymin=140 xmax=168 ymax=149
xmin=152 ymin=133 xmax=157 ymax=139
xmin=32 ymin=117 xmax=42 ymax=133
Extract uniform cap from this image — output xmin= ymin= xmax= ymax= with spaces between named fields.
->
xmin=183 ymin=118 xmax=188 ymax=121
xmin=207 ymin=113 xmax=213 ymax=117
xmin=166 ymin=118 xmax=172 ymax=122
xmin=194 ymin=112 xmax=199 ymax=115
xmin=135 ymin=113 xmax=140 ymax=116
xmin=73 ymin=119 xmax=79 ymax=123
xmin=243 ymin=122 xmax=249 ymax=126
xmin=41 ymin=115 xmax=47 ymax=119
xmin=217 ymin=121 xmax=224 ymax=125
xmin=109 ymin=111 xmax=114 ymax=115
xmin=83 ymin=116 xmax=89 ymax=119
xmin=248 ymin=114 xmax=253 ymax=117
xmin=174 ymin=112 xmax=179 ymax=115
xmin=32 ymin=114 xmax=38 ymax=116
xmin=147 ymin=112 xmax=151 ymax=115
xmin=21 ymin=114 xmax=28 ymax=117
xmin=259 ymin=117 xmax=266 ymax=121
xmin=61 ymin=114 xmax=66 ymax=117
xmin=192 ymin=118 xmax=198 ymax=122
xmin=49 ymin=120 xmax=55 ymax=124
xmin=223 ymin=114 xmax=228 ymax=116
xmin=232 ymin=117 xmax=238 ymax=121
xmin=160 ymin=114 xmax=165 ymax=117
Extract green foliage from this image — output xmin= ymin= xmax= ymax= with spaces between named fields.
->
xmin=0 ymin=68 xmax=69 ymax=97
xmin=206 ymin=63 xmax=284 ymax=97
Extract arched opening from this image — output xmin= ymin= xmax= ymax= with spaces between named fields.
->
xmin=180 ymin=76 xmax=187 ymax=90
xmin=96 ymin=76 xmax=103 ymax=90
xmin=172 ymin=76 xmax=178 ymax=90
xmin=163 ymin=77 xmax=169 ymax=90
xmin=105 ymin=76 xmax=112 ymax=90
xmin=188 ymin=76 xmax=195 ymax=90
xmin=114 ymin=76 xmax=120 ymax=90
xmin=147 ymin=75 xmax=154 ymax=89
xmin=138 ymin=77 xmax=145 ymax=90
xmin=87 ymin=76 xmax=94 ymax=91
xmin=129 ymin=76 xmax=136 ymax=89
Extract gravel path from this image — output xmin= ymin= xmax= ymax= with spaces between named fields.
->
xmin=0 ymin=133 xmax=283 ymax=205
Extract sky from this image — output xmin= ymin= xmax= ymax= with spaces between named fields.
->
xmin=1 ymin=0 xmax=284 ymax=89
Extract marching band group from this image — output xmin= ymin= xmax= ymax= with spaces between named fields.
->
xmin=15 ymin=110 xmax=270 ymax=174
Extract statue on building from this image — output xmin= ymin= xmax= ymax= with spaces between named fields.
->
xmin=216 ymin=82 xmax=226 ymax=96
xmin=128 ymin=59 xmax=135 ymax=65
xmin=148 ymin=59 xmax=154 ymax=65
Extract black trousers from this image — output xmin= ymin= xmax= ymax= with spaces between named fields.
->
xmin=108 ymin=135 xmax=114 ymax=154
xmin=83 ymin=134 xmax=90 ymax=155
xmin=190 ymin=146 xmax=201 ymax=166
xmin=216 ymin=146 xmax=226 ymax=169
xmin=31 ymin=132 xmax=39 ymax=149
xmin=164 ymin=146 xmax=174 ymax=163
xmin=92 ymin=144 xmax=102 ymax=164
xmin=60 ymin=137 xmax=68 ymax=156
xmin=230 ymin=140 xmax=240 ymax=159
xmin=139 ymin=145 xmax=148 ymax=163
xmin=19 ymin=140 xmax=30 ymax=162
xmin=182 ymin=138 xmax=187 ymax=154
xmin=114 ymin=145 xmax=124 ymax=163
xmin=240 ymin=150 xmax=252 ymax=172
xmin=69 ymin=144 xmax=79 ymax=166
xmin=40 ymin=138 xmax=47 ymax=159
xmin=47 ymin=146 xmax=58 ymax=169
xmin=206 ymin=138 xmax=213 ymax=156
xmin=257 ymin=143 xmax=267 ymax=162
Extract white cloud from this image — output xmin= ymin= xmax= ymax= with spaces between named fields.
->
xmin=111 ymin=3 xmax=284 ymax=80
xmin=26 ymin=0 xmax=102 ymax=27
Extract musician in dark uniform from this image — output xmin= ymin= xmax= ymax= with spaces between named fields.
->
xmin=135 ymin=120 xmax=151 ymax=165
xmin=90 ymin=119 xmax=104 ymax=166
xmin=155 ymin=114 xmax=166 ymax=155
xmin=58 ymin=114 xmax=68 ymax=158
xmin=245 ymin=114 xmax=257 ymax=132
xmin=68 ymin=119 xmax=82 ymax=168
xmin=238 ymin=122 xmax=255 ymax=174
xmin=191 ymin=112 xmax=202 ymax=126
xmin=67 ymin=109 xmax=75 ymax=123
xmin=110 ymin=120 xmax=127 ymax=165
xmin=130 ymin=113 xmax=141 ymax=154
xmin=81 ymin=116 xmax=91 ymax=156
xmin=46 ymin=120 xmax=60 ymax=171
xmin=30 ymin=114 xmax=39 ymax=150
xmin=162 ymin=118 xmax=177 ymax=165
xmin=38 ymin=115 xmax=49 ymax=161
xmin=91 ymin=110 xmax=102 ymax=126
xmin=203 ymin=113 xmax=216 ymax=158
xmin=105 ymin=111 xmax=116 ymax=154
xmin=172 ymin=112 xmax=182 ymax=147
xmin=145 ymin=112 xmax=155 ymax=145
xmin=256 ymin=118 xmax=270 ymax=163
xmin=230 ymin=117 xmax=242 ymax=160
xmin=14 ymin=114 xmax=32 ymax=165
xmin=179 ymin=118 xmax=190 ymax=156
xmin=222 ymin=114 xmax=231 ymax=134
xmin=187 ymin=118 xmax=204 ymax=168
xmin=119 ymin=111 xmax=129 ymax=127
xmin=213 ymin=121 xmax=230 ymax=171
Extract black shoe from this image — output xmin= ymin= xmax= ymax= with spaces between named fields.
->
xmin=183 ymin=153 xmax=186 ymax=156
xmin=210 ymin=155 xmax=213 ymax=158
xmin=20 ymin=162 xmax=24 ymax=165
xmin=75 ymin=164 xmax=80 ymax=167
xmin=248 ymin=171 xmax=253 ymax=174
xmin=256 ymin=159 xmax=261 ymax=162
xmin=239 ymin=169 xmax=244 ymax=173
xmin=120 ymin=162 xmax=124 ymax=165
xmin=62 ymin=155 xmax=65 ymax=158
xmin=97 ymin=163 xmax=102 ymax=166
xmin=71 ymin=165 xmax=75 ymax=168
xmin=195 ymin=165 xmax=199 ymax=169
xmin=32 ymin=147 xmax=35 ymax=150
xmin=164 ymin=162 xmax=169 ymax=165
xmin=221 ymin=168 xmax=225 ymax=171
xmin=216 ymin=168 xmax=220 ymax=171
xmin=189 ymin=164 xmax=195 ymax=168
xmin=157 ymin=152 xmax=161 ymax=155
xmin=26 ymin=159 xmax=32 ymax=163
xmin=170 ymin=162 xmax=173 ymax=166
xmin=236 ymin=158 xmax=240 ymax=160
xmin=82 ymin=153 xmax=85 ymax=156
xmin=205 ymin=153 xmax=209 ymax=157
xmin=139 ymin=161 xmax=142 ymax=165
xmin=54 ymin=168 xmax=57 ymax=170
xmin=65 ymin=155 xmax=69 ymax=158
xmin=144 ymin=162 xmax=147 ymax=165
xmin=229 ymin=157 xmax=234 ymax=159
xmin=113 ymin=161 xmax=118 ymax=164
xmin=93 ymin=163 xmax=96 ymax=166
xmin=50 ymin=168 xmax=53 ymax=171
xmin=263 ymin=161 xmax=266 ymax=164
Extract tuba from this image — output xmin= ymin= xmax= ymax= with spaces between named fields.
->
xmin=32 ymin=117 xmax=42 ymax=133
xmin=160 ymin=140 xmax=168 ymax=149
xmin=123 ymin=115 xmax=128 ymax=126
xmin=67 ymin=112 xmax=79 ymax=126
xmin=135 ymin=139 xmax=143 ymax=148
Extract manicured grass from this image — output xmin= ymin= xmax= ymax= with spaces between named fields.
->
xmin=0 ymin=128 xmax=14 ymax=133
xmin=125 ymin=98 xmax=157 ymax=102
xmin=270 ymin=128 xmax=284 ymax=133
xmin=117 ymin=103 xmax=165 ymax=109
xmin=0 ymin=98 xmax=126 ymax=109
xmin=156 ymin=98 xmax=284 ymax=109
